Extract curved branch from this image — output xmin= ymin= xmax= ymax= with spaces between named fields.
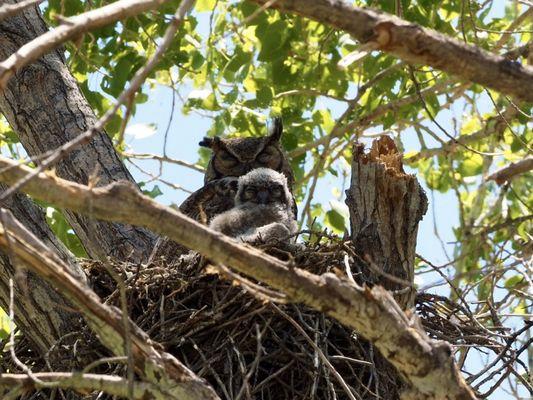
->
xmin=0 ymin=1 xmax=157 ymax=261
xmin=0 ymin=156 xmax=477 ymax=400
xmin=0 ymin=184 xmax=84 ymax=356
xmin=249 ymin=0 xmax=533 ymax=102
xmin=0 ymin=0 xmax=42 ymax=22
xmin=486 ymin=157 xmax=533 ymax=185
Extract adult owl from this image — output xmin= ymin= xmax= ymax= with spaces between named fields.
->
xmin=209 ymin=168 xmax=297 ymax=243
xmin=179 ymin=117 xmax=295 ymax=224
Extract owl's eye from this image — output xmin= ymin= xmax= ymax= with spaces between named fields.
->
xmin=256 ymin=146 xmax=276 ymax=164
xmin=244 ymin=187 xmax=256 ymax=200
xmin=218 ymin=151 xmax=238 ymax=164
xmin=271 ymin=186 xmax=282 ymax=198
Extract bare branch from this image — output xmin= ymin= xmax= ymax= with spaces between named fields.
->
xmin=249 ymin=0 xmax=533 ymax=102
xmin=290 ymin=80 xmax=467 ymax=158
xmin=0 ymin=0 xmax=195 ymax=262
xmin=486 ymin=157 xmax=533 ymax=185
xmin=0 ymin=0 xmax=167 ymax=87
xmin=122 ymin=152 xmax=206 ymax=173
xmin=406 ymin=104 xmax=519 ymax=163
xmin=0 ymin=156 xmax=477 ymax=400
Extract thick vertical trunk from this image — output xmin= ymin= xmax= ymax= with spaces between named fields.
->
xmin=0 ymin=1 xmax=156 ymax=262
xmin=346 ymin=136 xmax=427 ymax=309
xmin=0 ymin=185 xmax=84 ymax=357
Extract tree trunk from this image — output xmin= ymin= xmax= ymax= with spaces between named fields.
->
xmin=0 ymin=185 xmax=84 ymax=357
xmin=343 ymin=137 xmax=429 ymax=399
xmin=0 ymin=1 xmax=156 ymax=262
xmin=346 ymin=136 xmax=427 ymax=309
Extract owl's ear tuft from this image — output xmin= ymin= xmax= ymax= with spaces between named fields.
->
xmin=199 ymin=136 xmax=221 ymax=149
xmin=267 ymin=117 xmax=283 ymax=143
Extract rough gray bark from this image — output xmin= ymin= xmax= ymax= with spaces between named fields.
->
xmin=346 ymin=137 xmax=427 ymax=309
xmin=343 ymin=137 xmax=429 ymax=399
xmin=0 ymin=1 xmax=156 ymax=262
xmin=0 ymin=184 xmax=84 ymax=356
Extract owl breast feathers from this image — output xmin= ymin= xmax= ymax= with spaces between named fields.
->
xmin=209 ymin=168 xmax=298 ymax=243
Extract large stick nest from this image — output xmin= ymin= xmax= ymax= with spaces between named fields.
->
xmin=4 ymin=237 xmax=495 ymax=400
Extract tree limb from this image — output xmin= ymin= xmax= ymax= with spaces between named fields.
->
xmin=0 ymin=1 xmax=157 ymax=261
xmin=0 ymin=0 xmax=42 ymax=22
xmin=0 ymin=185 xmax=84 ymax=356
xmin=0 ymin=0 xmax=167 ymax=87
xmin=405 ymin=104 xmax=519 ymax=162
xmin=486 ymin=157 xmax=533 ymax=185
xmin=290 ymin=80 xmax=467 ymax=158
xmin=0 ymin=156 xmax=477 ymax=400
xmin=0 ymin=373 xmax=160 ymax=399
xmin=249 ymin=0 xmax=533 ymax=102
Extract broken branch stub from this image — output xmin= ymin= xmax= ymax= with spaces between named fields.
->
xmin=346 ymin=136 xmax=428 ymax=309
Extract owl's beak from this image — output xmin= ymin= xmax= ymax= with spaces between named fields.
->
xmin=257 ymin=190 xmax=270 ymax=204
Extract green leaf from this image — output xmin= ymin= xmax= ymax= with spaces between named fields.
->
xmin=142 ymin=184 xmax=163 ymax=199
xmin=0 ymin=308 xmax=10 ymax=340
xmin=196 ymin=0 xmax=216 ymax=12
xmin=457 ymin=154 xmax=483 ymax=177
xmin=504 ymin=275 xmax=524 ymax=289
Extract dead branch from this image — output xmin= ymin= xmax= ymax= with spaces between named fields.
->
xmin=0 ymin=156 xmax=477 ymax=400
xmin=486 ymin=157 xmax=533 ymax=185
xmin=250 ymin=0 xmax=533 ymax=102
xmin=0 ymin=0 xmax=168 ymax=88
xmin=347 ymin=137 xmax=427 ymax=309
xmin=0 ymin=208 xmax=219 ymax=400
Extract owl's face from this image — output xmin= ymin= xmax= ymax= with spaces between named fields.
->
xmin=235 ymin=168 xmax=293 ymax=209
xmin=199 ymin=118 xmax=294 ymax=188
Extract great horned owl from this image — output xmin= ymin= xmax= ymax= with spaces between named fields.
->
xmin=209 ymin=168 xmax=297 ymax=243
xmin=179 ymin=117 xmax=295 ymax=224
xmin=199 ymin=117 xmax=294 ymax=187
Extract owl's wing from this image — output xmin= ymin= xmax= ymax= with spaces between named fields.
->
xmin=179 ymin=177 xmax=238 ymax=224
